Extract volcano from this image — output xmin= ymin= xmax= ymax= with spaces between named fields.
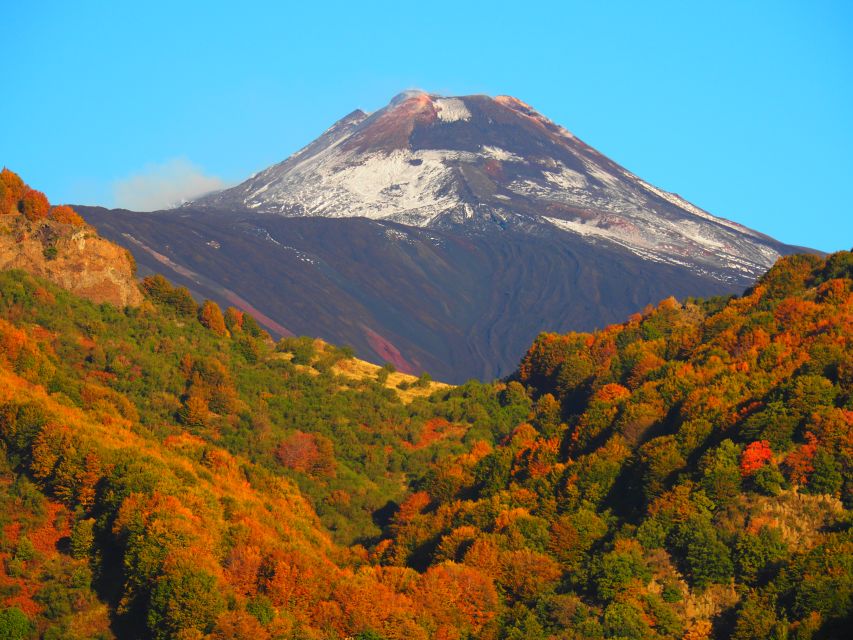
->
xmin=81 ymin=92 xmax=808 ymax=381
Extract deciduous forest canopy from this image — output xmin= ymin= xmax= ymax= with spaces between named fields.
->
xmin=0 ymin=169 xmax=850 ymax=639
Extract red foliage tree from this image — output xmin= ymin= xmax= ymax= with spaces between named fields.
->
xmin=784 ymin=432 xmax=819 ymax=485
xmin=740 ymin=440 xmax=773 ymax=477
xmin=275 ymin=431 xmax=335 ymax=476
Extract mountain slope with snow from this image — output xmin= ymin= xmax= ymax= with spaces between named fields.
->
xmin=192 ymin=91 xmax=795 ymax=284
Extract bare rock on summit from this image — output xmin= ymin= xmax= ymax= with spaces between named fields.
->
xmin=0 ymin=216 xmax=143 ymax=307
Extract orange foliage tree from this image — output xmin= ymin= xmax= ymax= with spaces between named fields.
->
xmin=784 ymin=432 xmax=819 ymax=485
xmin=18 ymin=188 xmax=50 ymax=221
xmin=0 ymin=167 xmax=25 ymax=214
xmin=49 ymin=204 xmax=85 ymax=226
xmin=199 ymin=300 xmax=228 ymax=336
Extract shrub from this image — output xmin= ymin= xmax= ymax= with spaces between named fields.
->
xmin=276 ymin=336 xmax=316 ymax=365
xmin=414 ymin=372 xmax=432 ymax=388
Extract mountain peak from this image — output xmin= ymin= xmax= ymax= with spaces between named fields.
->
xmin=189 ymin=91 xmax=798 ymax=284
xmin=389 ymin=88 xmax=432 ymax=104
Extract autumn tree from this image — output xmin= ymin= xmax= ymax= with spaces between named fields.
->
xmin=740 ymin=441 xmax=773 ymax=477
xmin=784 ymin=432 xmax=818 ymax=486
xmin=18 ymin=188 xmax=50 ymax=221
xmin=199 ymin=300 xmax=228 ymax=336
xmin=178 ymin=395 xmax=210 ymax=427
xmin=639 ymin=435 xmax=686 ymax=501
xmin=0 ymin=180 xmax=15 ymax=215
xmin=276 ymin=431 xmax=336 ymax=476
xmin=0 ymin=168 xmax=25 ymax=214
xmin=70 ymin=518 xmax=96 ymax=560
xmin=49 ymin=204 xmax=85 ymax=226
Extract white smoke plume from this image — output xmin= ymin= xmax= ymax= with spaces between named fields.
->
xmin=113 ymin=158 xmax=228 ymax=211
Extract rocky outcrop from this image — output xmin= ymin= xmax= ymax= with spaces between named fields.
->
xmin=0 ymin=216 xmax=142 ymax=307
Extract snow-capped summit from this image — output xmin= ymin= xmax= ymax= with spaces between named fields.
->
xmin=191 ymin=91 xmax=795 ymax=283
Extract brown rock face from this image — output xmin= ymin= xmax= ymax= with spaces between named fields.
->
xmin=0 ymin=216 xmax=142 ymax=307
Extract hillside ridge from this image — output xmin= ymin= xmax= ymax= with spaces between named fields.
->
xmin=0 ymin=168 xmax=141 ymax=307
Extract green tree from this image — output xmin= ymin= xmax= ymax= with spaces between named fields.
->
xmin=699 ymin=440 xmax=742 ymax=508
xmin=147 ymin=565 xmax=225 ymax=639
xmin=672 ymin=517 xmax=734 ymax=589
xmin=70 ymin=517 xmax=96 ymax=560
xmin=0 ymin=607 xmax=32 ymax=640
xmin=594 ymin=543 xmax=651 ymax=600
xmin=602 ymin=602 xmax=650 ymax=640
xmin=805 ymin=449 xmax=842 ymax=496
xmin=474 ymin=449 xmax=513 ymax=497
xmin=732 ymin=592 xmax=786 ymax=640
xmin=735 ymin=526 xmax=787 ymax=584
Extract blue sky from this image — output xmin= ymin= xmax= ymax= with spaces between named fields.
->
xmin=2 ymin=1 xmax=851 ymax=251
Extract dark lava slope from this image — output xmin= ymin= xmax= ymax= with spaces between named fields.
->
xmin=82 ymin=205 xmax=740 ymax=382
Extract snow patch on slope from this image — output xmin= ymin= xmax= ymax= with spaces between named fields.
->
xmin=481 ymin=146 xmax=524 ymax=162
xmin=241 ymin=145 xmax=470 ymax=224
xmin=434 ymin=98 xmax=471 ymax=123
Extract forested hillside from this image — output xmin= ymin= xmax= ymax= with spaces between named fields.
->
xmin=384 ymin=250 xmax=852 ymax=639
xmin=0 ymin=170 xmax=850 ymax=639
